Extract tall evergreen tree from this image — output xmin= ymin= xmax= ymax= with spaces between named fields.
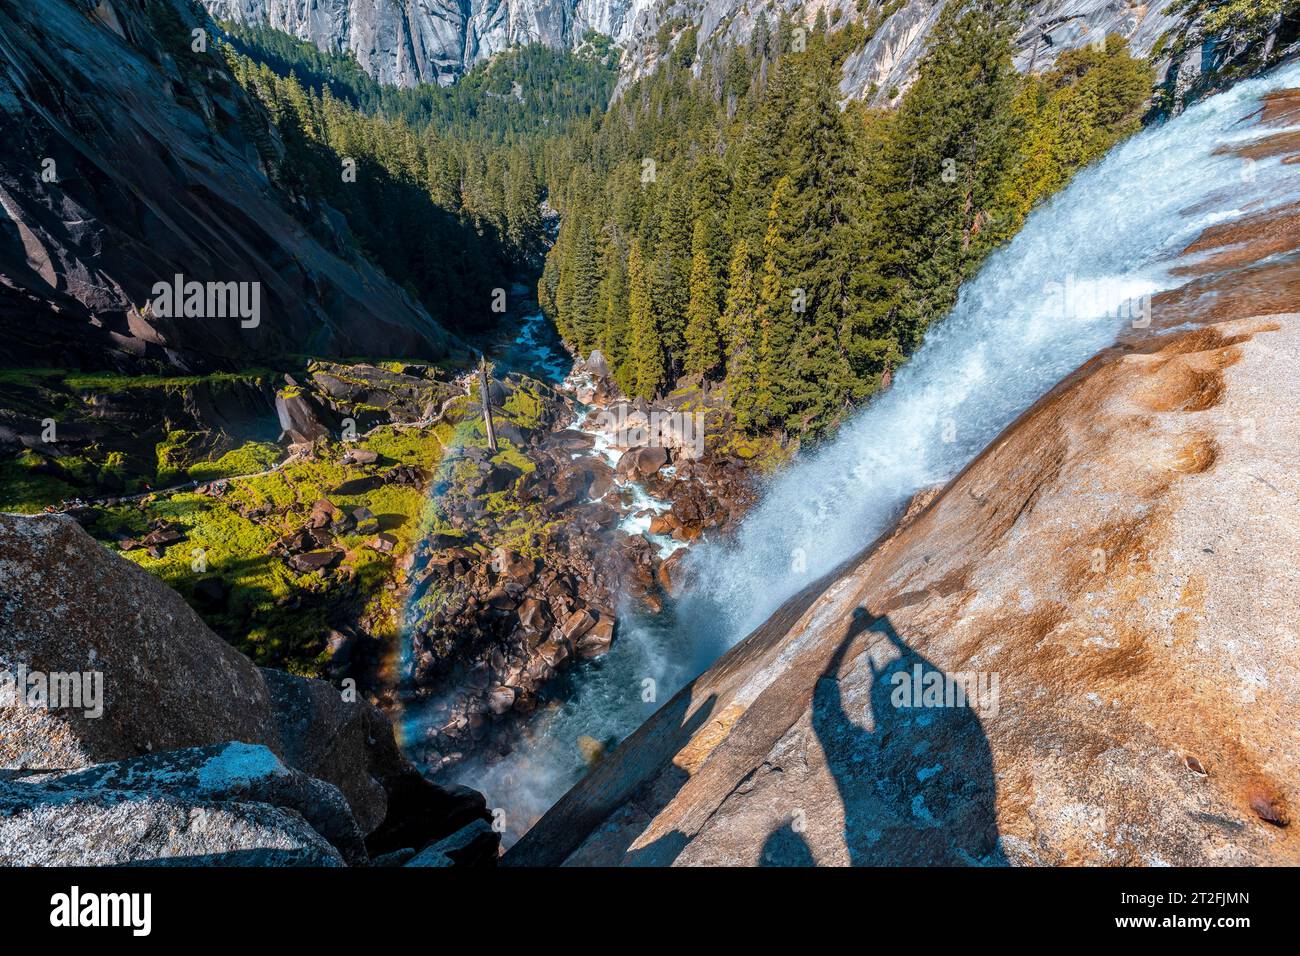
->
xmin=684 ymin=218 xmax=723 ymax=379
xmin=568 ymin=221 xmax=603 ymax=353
xmin=597 ymin=240 xmax=630 ymax=375
xmin=724 ymin=239 xmax=762 ymax=430
xmin=880 ymin=0 xmax=1024 ymax=348
xmin=755 ymin=176 xmax=797 ymax=432
xmin=652 ymin=180 xmax=694 ymax=371
xmin=627 ymin=240 xmax=664 ymax=400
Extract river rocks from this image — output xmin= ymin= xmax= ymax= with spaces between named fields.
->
xmin=657 ymin=549 xmax=690 ymax=595
xmin=548 ymin=429 xmax=597 ymax=452
xmin=586 ymin=350 xmax=611 ymax=379
xmin=616 ymin=445 xmax=669 ymax=480
xmin=575 ymin=614 xmax=615 ymax=659
xmin=400 ymin=373 xmax=756 ymax=777
xmin=406 ymin=527 xmax=625 ymax=772
xmin=480 ymin=462 xmax=524 ymax=494
xmin=560 ymin=608 xmax=597 ymax=642
xmin=487 ymin=686 xmax=517 ymax=715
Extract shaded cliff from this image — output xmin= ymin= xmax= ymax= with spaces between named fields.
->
xmin=0 ymin=0 xmax=455 ymax=371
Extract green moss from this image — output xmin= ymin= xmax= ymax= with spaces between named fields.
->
xmin=155 ymin=430 xmax=200 ymax=485
xmin=0 ymin=368 xmax=65 ymax=388
xmin=70 ymin=422 xmax=441 ymax=673
xmin=502 ymin=386 xmax=544 ymax=429
xmin=490 ymin=441 xmax=535 ymax=474
xmin=0 ymin=458 xmax=79 ymax=513
xmin=62 ymin=369 xmax=271 ymax=392
xmin=157 ymin=432 xmax=281 ymax=485
xmin=187 ymin=441 xmax=282 ymax=482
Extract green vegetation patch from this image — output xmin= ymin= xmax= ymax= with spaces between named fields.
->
xmin=89 ymin=423 xmax=446 ymax=675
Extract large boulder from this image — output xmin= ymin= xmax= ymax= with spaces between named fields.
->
xmin=0 ymin=512 xmax=495 ymax=862
xmin=0 ymin=513 xmax=275 ymax=769
xmin=615 ymin=445 xmax=668 ymax=481
xmin=0 ymin=743 xmax=354 ymax=866
xmin=585 ymin=350 xmax=610 ymax=379
xmin=275 ymin=389 xmax=333 ymax=444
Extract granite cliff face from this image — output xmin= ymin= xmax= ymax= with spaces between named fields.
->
xmin=201 ymin=0 xmax=1187 ymax=93
xmin=0 ymin=0 xmax=454 ymax=371
xmin=841 ymin=0 xmax=1180 ymax=104
xmin=204 ymin=0 xmax=656 ymax=85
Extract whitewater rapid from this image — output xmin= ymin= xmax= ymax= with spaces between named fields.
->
xmin=451 ymin=62 xmax=1300 ymax=842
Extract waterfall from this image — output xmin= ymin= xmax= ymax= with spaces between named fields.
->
xmin=451 ymin=61 xmax=1300 ymax=842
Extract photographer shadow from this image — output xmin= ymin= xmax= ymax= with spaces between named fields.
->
xmin=761 ymin=609 xmax=1006 ymax=866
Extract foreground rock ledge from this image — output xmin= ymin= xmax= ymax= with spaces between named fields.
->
xmin=507 ymin=302 xmax=1300 ymax=865
xmin=0 ymin=512 xmax=495 ymax=865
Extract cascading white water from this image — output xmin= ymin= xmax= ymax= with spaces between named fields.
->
xmin=452 ymin=62 xmax=1300 ymax=841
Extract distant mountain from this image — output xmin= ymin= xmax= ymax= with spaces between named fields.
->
xmin=202 ymin=0 xmax=1183 ymax=95
xmin=203 ymin=0 xmax=658 ymax=87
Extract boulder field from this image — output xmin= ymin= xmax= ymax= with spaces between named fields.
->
xmin=402 ymin=370 xmax=757 ymax=778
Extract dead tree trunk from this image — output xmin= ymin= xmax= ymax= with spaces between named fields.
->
xmin=479 ymin=356 xmax=497 ymax=453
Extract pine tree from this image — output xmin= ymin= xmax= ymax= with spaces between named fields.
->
xmin=881 ymin=0 xmax=1023 ymax=348
xmin=568 ymin=222 xmax=602 ymax=353
xmin=505 ymin=149 xmax=543 ymax=264
xmin=597 ymin=241 xmax=629 ymax=374
xmin=780 ymin=43 xmax=860 ymax=429
xmin=652 ymin=179 xmax=693 ymax=370
xmin=627 ymin=240 xmax=664 ymax=400
xmin=723 ymin=239 xmax=762 ymax=431
xmin=755 ymin=176 xmax=797 ymax=432
xmin=684 ymin=218 xmax=723 ymax=379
